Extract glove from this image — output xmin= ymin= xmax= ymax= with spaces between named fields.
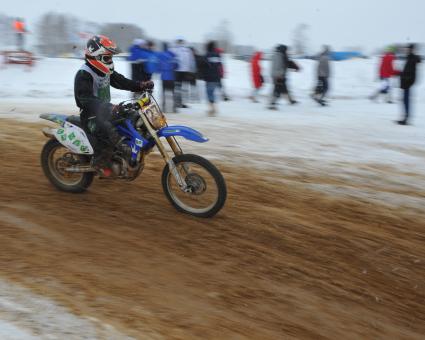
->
xmin=111 ymin=102 xmax=130 ymax=116
xmin=140 ymin=80 xmax=154 ymax=91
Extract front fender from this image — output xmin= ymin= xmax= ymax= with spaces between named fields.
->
xmin=157 ymin=125 xmax=209 ymax=143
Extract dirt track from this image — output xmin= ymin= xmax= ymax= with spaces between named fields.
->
xmin=0 ymin=119 xmax=424 ymax=339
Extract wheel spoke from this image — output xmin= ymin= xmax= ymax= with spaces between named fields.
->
xmin=48 ymin=146 xmax=84 ymax=186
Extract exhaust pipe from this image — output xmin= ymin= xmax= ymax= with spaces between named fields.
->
xmin=65 ymin=166 xmax=96 ymax=173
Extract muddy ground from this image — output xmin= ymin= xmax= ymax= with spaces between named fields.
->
xmin=0 ymin=119 xmax=424 ymax=339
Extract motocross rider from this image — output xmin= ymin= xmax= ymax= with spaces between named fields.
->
xmin=74 ymin=35 xmax=154 ymax=165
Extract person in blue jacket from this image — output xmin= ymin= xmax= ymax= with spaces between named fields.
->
xmin=144 ymin=40 xmax=159 ymax=75
xmin=158 ymin=42 xmax=178 ymax=112
xmin=127 ymin=39 xmax=154 ymax=83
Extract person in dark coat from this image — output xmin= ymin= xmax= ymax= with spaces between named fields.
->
xmin=397 ymin=43 xmax=421 ymax=125
xmin=200 ymin=41 xmax=222 ymax=116
xmin=268 ymin=45 xmax=299 ymax=110
xmin=312 ymin=45 xmax=331 ymax=106
xmin=75 ymin=35 xmax=154 ymax=170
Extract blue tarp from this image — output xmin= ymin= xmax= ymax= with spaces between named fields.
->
xmin=330 ymin=51 xmax=364 ymax=61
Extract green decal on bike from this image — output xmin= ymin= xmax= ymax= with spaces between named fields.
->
xmin=73 ymin=140 xmax=81 ymax=147
xmin=57 ymin=129 xmax=64 ymax=135
xmin=61 ymin=134 xmax=67 ymax=141
xmin=68 ymin=132 xmax=76 ymax=141
xmin=80 ymin=146 xmax=88 ymax=152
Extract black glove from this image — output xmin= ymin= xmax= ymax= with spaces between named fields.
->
xmin=140 ymin=81 xmax=154 ymax=91
xmin=112 ymin=102 xmax=132 ymax=116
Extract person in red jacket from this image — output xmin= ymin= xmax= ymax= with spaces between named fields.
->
xmin=13 ymin=18 xmax=26 ymax=51
xmin=370 ymin=46 xmax=400 ymax=103
xmin=250 ymin=51 xmax=264 ymax=103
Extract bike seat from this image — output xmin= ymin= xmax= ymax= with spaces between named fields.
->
xmin=66 ymin=115 xmax=82 ymax=128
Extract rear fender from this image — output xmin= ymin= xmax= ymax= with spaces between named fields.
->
xmin=53 ymin=122 xmax=94 ymax=155
xmin=40 ymin=113 xmax=94 ymax=155
xmin=39 ymin=113 xmax=68 ymax=126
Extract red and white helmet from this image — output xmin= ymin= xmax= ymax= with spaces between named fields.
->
xmin=85 ymin=35 xmax=120 ymax=74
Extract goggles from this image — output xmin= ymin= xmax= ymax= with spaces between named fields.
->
xmin=98 ymin=54 xmax=113 ymax=63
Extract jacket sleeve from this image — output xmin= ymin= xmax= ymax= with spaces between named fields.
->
xmin=110 ymin=71 xmax=141 ymax=92
xmin=74 ymin=70 xmax=106 ymax=110
xmin=287 ymin=60 xmax=299 ymax=71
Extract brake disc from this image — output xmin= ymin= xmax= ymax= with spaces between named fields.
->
xmin=185 ymin=173 xmax=207 ymax=195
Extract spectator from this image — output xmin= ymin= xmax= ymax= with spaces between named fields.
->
xmin=127 ymin=39 xmax=153 ymax=83
xmin=249 ymin=51 xmax=264 ymax=103
xmin=188 ymin=47 xmax=201 ymax=102
xmin=397 ymin=43 xmax=421 ymax=125
xmin=201 ymin=41 xmax=222 ymax=116
xmin=215 ymin=47 xmax=230 ymax=101
xmin=13 ymin=18 xmax=26 ymax=51
xmin=312 ymin=45 xmax=331 ymax=106
xmin=158 ymin=42 xmax=178 ymax=113
xmin=170 ymin=37 xmax=196 ymax=109
xmin=370 ymin=46 xmax=400 ymax=103
xmin=145 ymin=40 xmax=159 ymax=75
xmin=268 ymin=45 xmax=299 ymax=110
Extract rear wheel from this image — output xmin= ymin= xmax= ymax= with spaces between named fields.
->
xmin=162 ymin=154 xmax=227 ymax=218
xmin=41 ymin=139 xmax=94 ymax=193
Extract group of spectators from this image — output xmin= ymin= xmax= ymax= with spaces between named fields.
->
xmin=127 ymin=38 xmax=228 ymax=116
xmin=128 ymin=38 xmax=421 ymax=124
xmin=250 ymin=44 xmax=331 ymax=109
xmin=250 ymin=43 xmax=421 ymax=125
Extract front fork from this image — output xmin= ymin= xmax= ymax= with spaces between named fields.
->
xmin=140 ymin=115 xmax=189 ymax=191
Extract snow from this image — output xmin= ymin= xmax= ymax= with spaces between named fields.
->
xmin=0 ymin=278 xmax=134 ymax=339
xmin=0 ymin=321 xmax=37 ymax=340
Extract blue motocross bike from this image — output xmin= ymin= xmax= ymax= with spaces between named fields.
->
xmin=39 ymin=92 xmax=227 ymax=218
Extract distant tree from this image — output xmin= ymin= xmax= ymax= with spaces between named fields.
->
xmin=99 ymin=23 xmax=144 ymax=52
xmin=0 ymin=13 xmax=16 ymax=47
xmin=292 ymin=23 xmax=310 ymax=56
xmin=36 ymin=12 xmax=80 ymax=56
xmin=205 ymin=20 xmax=234 ymax=53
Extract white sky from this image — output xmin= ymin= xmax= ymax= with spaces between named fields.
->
xmin=2 ymin=0 xmax=424 ymax=52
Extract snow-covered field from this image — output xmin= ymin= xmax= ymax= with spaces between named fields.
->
xmin=0 ymin=56 xmax=424 ymax=338
xmin=1 ymin=56 xmax=424 ymax=177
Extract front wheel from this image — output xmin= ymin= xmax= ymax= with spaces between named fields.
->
xmin=41 ymin=139 xmax=94 ymax=193
xmin=162 ymin=154 xmax=227 ymax=218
